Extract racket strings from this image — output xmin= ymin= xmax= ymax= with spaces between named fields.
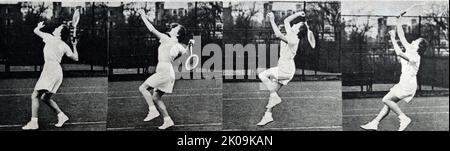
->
xmin=185 ymin=42 xmax=199 ymax=70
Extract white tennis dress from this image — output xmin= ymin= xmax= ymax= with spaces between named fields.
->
xmin=34 ymin=34 xmax=71 ymax=94
xmin=144 ymin=35 xmax=186 ymax=93
xmin=389 ymin=51 xmax=420 ymax=103
xmin=260 ymin=33 xmax=299 ymax=85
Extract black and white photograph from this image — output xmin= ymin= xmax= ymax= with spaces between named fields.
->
xmin=106 ymin=1 xmax=223 ymax=131
xmin=0 ymin=0 xmax=448 ymax=139
xmin=0 ymin=1 xmax=108 ymax=131
xmin=341 ymin=1 xmax=449 ymax=131
xmin=222 ymin=1 xmax=342 ymax=131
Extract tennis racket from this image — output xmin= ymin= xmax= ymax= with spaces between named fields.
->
xmin=185 ymin=39 xmax=199 ymax=71
xmin=72 ymin=8 xmax=80 ymax=40
xmin=304 ymin=21 xmax=316 ymax=48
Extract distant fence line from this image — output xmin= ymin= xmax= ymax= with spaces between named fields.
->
xmin=223 ymin=28 xmax=341 ymax=75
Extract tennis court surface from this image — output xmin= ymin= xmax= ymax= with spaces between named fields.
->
xmin=223 ymin=81 xmax=342 ymax=131
xmin=107 ymin=79 xmax=222 ymax=131
xmin=0 ymin=77 xmax=107 ymax=131
xmin=343 ymin=96 xmax=449 ymax=131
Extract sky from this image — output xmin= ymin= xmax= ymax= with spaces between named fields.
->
xmin=341 ymin=1 xmax=448 ymax=39
xmin=341 ymin=1 xmax=448 ymax=16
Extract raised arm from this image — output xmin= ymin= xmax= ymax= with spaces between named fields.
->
xmin=34 ymin=21 xmax=52 ymax=39
xmin=267 ymin=12 xmax=288 ymax=43
xmin=388 ymin=30 xmax=410 ymax=62
xmin=63 ymin=39 xmax=79 ymax=61
xmin=396 ymin=18 xmax=411 ymax=48
xmin=284 ymin=11 xmax=305 ymax=33
xmin=171 ymin=39 xmax=194 ymax=60
xmin=138 ymin=10 xmax=167 ymax=39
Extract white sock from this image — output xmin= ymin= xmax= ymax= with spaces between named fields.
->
xmin=163 ymin=116 xmax=172 ymax=122
xmin=149 ymin=105 xmax=157 ymax=111
xmin=370 ymin=120 xmax=379 ymax=124
xmin=398 ymin=114 xmax=408 ymax=120
xmin=31 ymin=117 xmax=38 ymax=123
xmin=57 ymin=112 xmax=66 ymax=117
xmin=265 ymin=112 xmax=272 ymax=117
xmin=269 ymin=92 xmax=279 ymax=98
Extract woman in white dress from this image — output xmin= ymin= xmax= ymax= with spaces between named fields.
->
xmin=137 ymin=10 xmax=192 ymax=130
xmin=257 ymin=12 xmax=316 ymax=126
xmin=22 ymin=21 xmax=79 ymax=130
xmin=360 ymin=18 xmax=428 ymax=131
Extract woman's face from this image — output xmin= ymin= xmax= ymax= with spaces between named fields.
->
xmin=169 ymin=24 xmax=181 ymax=37
xmin=291 ymin=22 xmax=305 ymax=33
xmin=409 ymin=39 xmax=422 ymax=53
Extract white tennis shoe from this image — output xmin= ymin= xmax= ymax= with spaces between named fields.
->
xmin=257 ymin=112 xmax=274 ymax=126
xmin=360 ymin=121 xmax=379 ymax=131
xmin=158 ymin=117 xmax=174 ymax=130
xmin=22 ymin=121 xmax=39 ymax=130
xmin=144 ymin=109 xmax=160 ymax=122
xmin=398 ymin=116 xmax=411 ymax=131
xmin=55 ymin=113 xmax=69 ymax=127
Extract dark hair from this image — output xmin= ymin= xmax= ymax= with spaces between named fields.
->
xmin=416 ymin=37 xmax=428 ymax=56
xmin=40 ymin=21 xmax=70 ymax=42
xmin=297 ymin=24 xmax=308 ymax=39
xmin=177 ymin=25 xmax=188 ymax=44
xmin=289 ymin=16 xmax=308 ymax=40
xmin=169 ymin=23 xmax=189 ymax=45
xmin=60 ymin=25 xmax=70 ymax=42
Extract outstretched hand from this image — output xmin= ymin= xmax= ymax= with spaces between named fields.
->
xmin=189 ymin=39 xmax=195 ymax=46
xmin=37 ymin=21 xmax=45 ymax=28
xmin=266 ymin=12 xmax=275 ymax=21
xmin=295 ymin=11 xmax=306 ymax=17
xmin=71 ymin=38 xmax=78 ymax=46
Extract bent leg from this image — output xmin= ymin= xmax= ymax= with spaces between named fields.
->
xmin=152 ymin=90 xmax=168 ymax=118
xmin=40 ymin=92 xmax=63 ymax=114
xmin=382 ymin=92 xmax=403 ymax=116
xmin=139 ymin=83 xmax=156 ymax=107
xmin=153 ymin=90 xmax=174 ymax=129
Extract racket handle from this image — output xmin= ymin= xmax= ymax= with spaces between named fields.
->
xmin=73 ymin=28 xmax=77 ymax=38
xmin=397 ymin=11 xmax=407 ymax=18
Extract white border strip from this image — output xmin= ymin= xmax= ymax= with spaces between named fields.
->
xmin=109 ymin=93 xmax=223 ymax=99
xmin=0 ymin=86 xmax=107 ymax=91
xmin=0 ymin=121 xmax=106 ymax=128
xmin=344 ymin=111 xmax=449 ymax=117
xmin=225 ymin=90 xmax=341 ymax=95
xmin=345 ymin=106 xmax=449 ymax=112
xmin=224 ymin=96 xmax=340 ymax=101
xmin=109 ymin=87 xmax=222 ymax=93
xmin=0 ymin=91 xmax=107 ymax=97
xmin=224 ymin=125 xmax=342 ymax=131
xmin=107 ymin=122 xmax=222 ymax=130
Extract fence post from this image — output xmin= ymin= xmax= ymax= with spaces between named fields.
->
xmin=107 ymin=8 xmax=113 ymax=78
xmin=337 ymin=16 xmax=341 ymax=73
xmin=322 ymin=5 xmax=326 ymax=74
xmin=4 ymin=15 xmax=10 ymax=73
xmin=416 ymin=16 xmax=421 ymax=91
